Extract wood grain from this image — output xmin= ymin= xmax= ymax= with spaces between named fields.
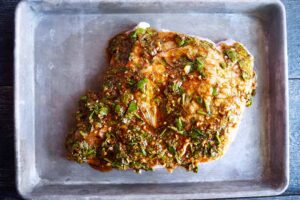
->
xmin=0 ymin=86 xmax=20 ymax=199
xmin=282 ymin=0 xmax=300 ymax=78
xmin=240 ymin=196 xmax=300 ymax=200
xmin=0 ymin=0 xmax=19 ymax=86
xmin=285 ymin=80 xmax=300 ymax=195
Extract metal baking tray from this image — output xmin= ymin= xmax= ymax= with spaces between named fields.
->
xmin=14 ymin=0 xmax=289 ymax=199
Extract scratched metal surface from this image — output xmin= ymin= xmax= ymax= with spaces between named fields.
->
xmin=13 ymin=0 xmax=289 ymax=199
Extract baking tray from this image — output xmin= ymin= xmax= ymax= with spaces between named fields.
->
xmin=14 ymin=0 xmax=289 ymax=199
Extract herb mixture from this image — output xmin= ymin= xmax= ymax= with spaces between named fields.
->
xmin=66 ymin=24 xmax=256 ymax=173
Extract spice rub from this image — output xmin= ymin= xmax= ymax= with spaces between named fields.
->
xmin=65 ymin=23 xmax=256 ymax=173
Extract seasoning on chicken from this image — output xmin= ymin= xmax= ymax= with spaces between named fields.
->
xmin=66 ymin=23 xmax=256 ymax=173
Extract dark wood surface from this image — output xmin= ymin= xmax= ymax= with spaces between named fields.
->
xmin=0 ymin=0 xmax=299 ymax=199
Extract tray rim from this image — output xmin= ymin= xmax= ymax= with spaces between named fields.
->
xmin=14 ymin=0 xmax=289 ymax=199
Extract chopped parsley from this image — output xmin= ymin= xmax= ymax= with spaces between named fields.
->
xmin=220 ymin=62 xmax=227 ymax=69
xmin=175 ymin=117 xmax=184 ymax=131
xmin=130 ymin=28 xmax=146 ymax=39
xmin=224 ymin=49 xmax=237 ymax=62
xmin=195 ymin=57 xmax=204 ymax=72
xmin=115 ymin=104 xmax=124 ymax=116
xmin=167 ymin=144 xmax=176 ymax=154
xmin=137 ymin=78 xmax=149 ymax=93
xmin=212 ymin=87 xmax=218 ymax=96
xmin=99 ymin=106 xmax=109 ymax=116
xmin=189 ymin=128 xmax=203 ymax=139
xmin=175 ymin=35 xmax=187 ymax=46
xmin=127 ymin=101 xmax=138 ymax=113
xmin=171 ymin=81 xmax=184 ymax=94
xmin=197 ymin=110 xmax=206 ymax=115
xmin=246 ymin=98 xmax=253 ymax=107
xmin=204 ymin=99 xmax=211 ymax=115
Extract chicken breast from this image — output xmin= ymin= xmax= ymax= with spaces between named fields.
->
xmin=65 ymin=22 xmax=256 ymax=173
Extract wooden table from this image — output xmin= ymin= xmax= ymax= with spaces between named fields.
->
xmin=0 ymin=0 xmax=299 ymax=199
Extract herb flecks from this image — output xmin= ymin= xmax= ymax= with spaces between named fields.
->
xmin=212 ymin=87 xmax=218 ymax=96
xmin=68 ymin=140 xmax=96 ymax=164
xmin=224 ymin=49 xmax=237 ymax=62
xmin=175 ymin=117 xmax=184 ymax=131
xmin=67 ymin=25 xmax=256 ymax=174
xmin=246 ymin=98 xmax=253 ymax=107
xmin=137 ymin=78 xmax=149 ymax=93
xmin=127 ymin=101 xmax=138 ymax=113
xmin=220 ymin=62 xmax=227 ymax=69
xmin=115 ymin=104 xmax=124 ymax=116
xmin=171 ymin=81 xmax=183 ymax=94
xmin=175 ymin=35 xmax=187 ymax=47
xmin=204 ymin=99 xmax=211 ymax=115
xmin=195 ymin=57 xmax=204 ymax=72
xmin=189 ymin=128 xmax=203 ymax=139
xmin=99 ymin=106 xmax=109 ymax=116
xmin=130 ymin=28 xmax=147 ymax=39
